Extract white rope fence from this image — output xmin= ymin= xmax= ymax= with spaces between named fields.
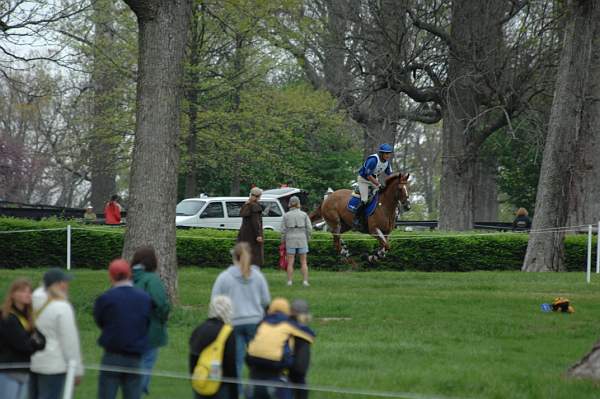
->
xmin=0 ymin=362 xmax=462 ymax=399
xmin=2 ymin=223 xmax=600 ymax=282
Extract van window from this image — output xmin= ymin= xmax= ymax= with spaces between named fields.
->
xmin=226 ymin=202 xmax=246 ymax=217
xmin=200 ymin=202 xmax=224 ymax=218
xmin=176 ymin=200 xmax=206 ymax=216
xmin=260 ymin=201 xmax=282 ymax=217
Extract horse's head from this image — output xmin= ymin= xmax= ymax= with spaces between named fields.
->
xmin=384 ymin=173 xmax=411 ymax=212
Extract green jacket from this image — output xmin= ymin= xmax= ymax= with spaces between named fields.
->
xmin=132 ymin=266 xmax=171 ymax=348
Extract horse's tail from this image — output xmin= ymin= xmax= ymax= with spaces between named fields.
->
xmin=309 ymin=202 xmax=322 ymax=222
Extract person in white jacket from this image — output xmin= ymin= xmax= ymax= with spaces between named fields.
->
xmin=281 ymin=196 xmax=313 ymax=286
xmin=30 ymin=268 xmax=83 ymax=399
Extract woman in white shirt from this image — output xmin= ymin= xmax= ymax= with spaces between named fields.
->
xmin=30 ymin=269 xmax=83 ymax=399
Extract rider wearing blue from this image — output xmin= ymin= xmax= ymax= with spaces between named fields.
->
xmin=354 ymin=144 xmax=393 ymax=228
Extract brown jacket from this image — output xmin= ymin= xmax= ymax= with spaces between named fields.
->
xmin=237 ymin=202 xmax=264 ymax=266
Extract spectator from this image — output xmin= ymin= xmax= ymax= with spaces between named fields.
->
xmin=83 ymin=205 xmax=97 ymax=223
xmin=131 ymin=246 xmax=171 ymax=396
xmin=245 ymin=298 xmax=315 ymax=399
xmin=0 ymin=278 xmax=46 ymax=399
xmin=512 ymin=208 xmax=532 ymax=231
xmin=237 ymin=187 xmax=264 ymax=267
xmin=94 ymin=259 xmax=151 ymax=399
xmin=288 ymin=300 xmax=315 ymax=399
xmin=104 ymin=195 xmax=122 ymax=225
xmin=211 ymin=242 xmax=271 ymax=377
xmin=281 ymin=196 xmax=312 ymax=287
xmin=30 ymin=268 xmax=84 ymax=399
xmin=189 ymin=295 xmax=237 ymax=399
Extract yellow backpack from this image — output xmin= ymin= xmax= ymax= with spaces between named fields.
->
xmin=191 ymin=324 xmax=233 ymax=395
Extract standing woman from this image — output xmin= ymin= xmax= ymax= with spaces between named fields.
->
xmin=211 ymin=242 xmax=271 ymax=377
xmin=237 ymin=187 xmax=264 ymax=267
xmin=282 ymin=196 xmax=312 ymax=287
xmin=30 ymin=268 xmax=84 ymax=399
xmin=0 ymin=278 xmax=46 ymax=399
xmin=131 ymin=246 xmax=171 ymax=396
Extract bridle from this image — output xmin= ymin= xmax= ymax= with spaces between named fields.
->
xmin=397 ymin=180 xmax=411 ymax=212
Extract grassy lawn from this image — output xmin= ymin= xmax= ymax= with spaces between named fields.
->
xmin=1 ymin=268 xmax=600 ymax=398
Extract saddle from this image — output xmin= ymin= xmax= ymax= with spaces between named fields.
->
xmin=347 ymin=187 xmax=379 ymax=217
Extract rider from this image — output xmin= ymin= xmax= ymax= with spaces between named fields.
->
xmin=353 ymin=143 xmax=394 ymax=229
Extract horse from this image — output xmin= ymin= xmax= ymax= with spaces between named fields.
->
xmin=311 ymin=173 xmax=411 ymax=263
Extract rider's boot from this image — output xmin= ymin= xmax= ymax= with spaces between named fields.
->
xmin=353 ymin=203 xmax=365 ymax=230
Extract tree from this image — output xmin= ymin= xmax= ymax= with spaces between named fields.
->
xmin=88 ymin=0 xmax=137 ymax=212
xmin=122 ymin=0 xmax=193 ymax=299
xmin=567 ymin=24 xmax=600 ymax=227
xmin=523 ymin=0 xmax=600 ymax=272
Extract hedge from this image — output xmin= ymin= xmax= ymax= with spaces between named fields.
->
xmin=0 ymin=217 xmax=594 ymax=271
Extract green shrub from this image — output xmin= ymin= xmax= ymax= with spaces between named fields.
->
xmin=0 ymin=217 xmax=593 ymax=271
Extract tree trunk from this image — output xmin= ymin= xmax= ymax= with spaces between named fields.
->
xmin=230 ymin=155 xmax=241 ymax=196
xmin=439 ymin=107 xmax=475 ymax=230
xmin=228 ymin=34 xmax=244 ymax=197
xmin=523 ymin=0 xmax=599 ymax=272
xmin=567 ymin=24 xmax=600 ymax=227
xmin=362 ymin=92 xmax=400 ymax=157
xmin=438 ymin=0 xmax=507 ymax=230
xmin=122 ymin=0 xmax=192 ymax=300
xmin=473 ymin=155 xmax=499 ymax=222
xmin=184 ymin=9 xmax=202 ymax=199
xmin=568 ymin=340 xmax=600 ymax=379
xmin=89 ymin=0 xmax=117 ymax=212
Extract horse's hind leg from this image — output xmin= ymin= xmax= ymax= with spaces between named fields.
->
xmin=331 ymin=222 xmax=350 ymax=258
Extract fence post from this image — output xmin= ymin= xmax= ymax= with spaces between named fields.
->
xmin=67 ymin=225 xmax=71 ymax=271
xmin=587 ymin=225 xmax=592 ymax=284
xmin=62 ymin=359 xmax=77 ymax=399
xmin=597 ymin=221 xmax=600 ymax=274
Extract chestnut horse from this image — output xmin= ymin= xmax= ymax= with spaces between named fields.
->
xmin=312 ymin=173 xmax=411 ymax=263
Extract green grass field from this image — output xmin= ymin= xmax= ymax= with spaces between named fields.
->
xmin=2 ymin=268 xmax=600 ymax=398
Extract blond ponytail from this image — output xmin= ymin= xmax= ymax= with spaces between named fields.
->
xmin=233 ymin=242 xmax=252 ymax=279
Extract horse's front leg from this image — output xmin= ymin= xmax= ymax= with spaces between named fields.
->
xmin=367 ymin=227 xmax=389 ymax=264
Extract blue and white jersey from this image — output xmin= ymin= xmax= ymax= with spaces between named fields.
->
xmin=358 ymin=154 xmax=392 ymax=179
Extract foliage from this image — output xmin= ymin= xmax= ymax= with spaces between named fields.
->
xmin=1 ymin=217 xmax=593 ymax=272
xmin=486 ymin=113 xmax=547 ymax=216
xmin=179 ymin=0 xmax=362 ymax=203
xmin=181 ymin=81 xmax=361 ymax=204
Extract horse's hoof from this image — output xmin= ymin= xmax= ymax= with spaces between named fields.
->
xmin=367 ymin=255 xmax=378 ymax=266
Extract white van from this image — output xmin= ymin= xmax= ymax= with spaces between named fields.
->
xmin=175 ymin=195 xmax=286 ymax=231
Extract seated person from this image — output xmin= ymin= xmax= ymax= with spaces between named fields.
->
xmin=512 ymin=208 xmax=532 ymax=231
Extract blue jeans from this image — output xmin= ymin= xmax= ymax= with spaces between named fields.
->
xmin=0 ymin=372 xmax=28 ymax=399
xmin=140 ymin=348 xmax=158 ymax=395
xmin=29 ymin=373 xmax=65 ymax=399
xmin=233 ymin=324 xmax=258 ymax=378
xmin=97 ymin=351 xmax=143 ymax=399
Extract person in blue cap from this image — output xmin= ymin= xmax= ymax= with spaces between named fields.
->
xmin=354 ymin=144 xmax=394 ymax=229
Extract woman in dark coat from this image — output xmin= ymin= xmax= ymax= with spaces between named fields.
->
xmin=0 ymin=278 xmax=46 ymax=399
xmin=238 ymin=187 xmax=264 ymax=267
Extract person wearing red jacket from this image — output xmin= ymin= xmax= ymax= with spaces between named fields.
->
xmin=104 ymin=195 xmax=122 ymax=225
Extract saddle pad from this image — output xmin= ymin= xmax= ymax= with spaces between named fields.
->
xmin=347 ymin=193 xmax=379 ymax=216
